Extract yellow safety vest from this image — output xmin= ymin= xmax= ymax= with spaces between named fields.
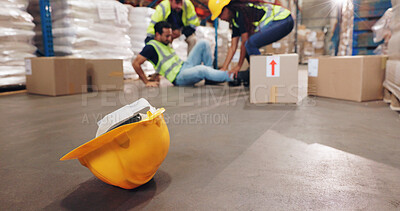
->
xmin=147 ymin=0 xmax=200 ymax=37
xmin=232 ymin=4 xmax=291 ymax=32
xmin=147 ymin=40 xmax=183 ymax=82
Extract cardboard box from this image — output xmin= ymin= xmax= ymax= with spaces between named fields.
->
xmin=250 ymin=54 xmax=299 ymax=104
xmin=354 ymin=20 xmax=377 ymax=30
xmin=355 ymin=8 xmax=387 ymax=18
xmin=383 ymin=59 xmax=400 ymax=100
xmin=308 ymin=56 xmax=387 ymax=102
xmin=353 ymin=32 xmax=377 ymax=47
xmin=86 ymin=59 xmax=124 ymax=91
xmin=26 ymin=57 xmax=87 ymax=96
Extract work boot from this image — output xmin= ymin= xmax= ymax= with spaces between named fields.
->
xmin=205 ymin=79 xmax=223 ymax=85
xmin=237 ymin=70 xmax=249 ymax=87
xmin=228 ymin=78 xmax=242 ymax=86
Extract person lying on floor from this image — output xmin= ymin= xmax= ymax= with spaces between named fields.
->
xmin=132 ymin=21 xmax=234 ymax=87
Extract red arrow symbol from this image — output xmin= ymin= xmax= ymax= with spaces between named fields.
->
xmin=270 ymin=60 xmax=277 ymax=76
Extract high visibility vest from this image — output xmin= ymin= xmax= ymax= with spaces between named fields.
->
xmin=147 ymin=40 xmax=183 ymax=82
xmin=147 ymin=0 xmax=200 ymax=37
xmin=232 ymin=4 xmax=291 ymax=32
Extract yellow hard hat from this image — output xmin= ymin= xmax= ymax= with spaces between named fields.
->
xmin=208 ymin=0 xmax=231 ymax=20
xmin=60 ymin=98 xmax=170 ymax=189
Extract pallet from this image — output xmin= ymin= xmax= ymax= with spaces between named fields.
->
xmin=383 ymin=88 xmax=400 ymax=111
xmin=0 ymin=89 xmax=27 ymax=96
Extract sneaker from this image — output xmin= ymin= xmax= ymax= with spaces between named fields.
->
xmin=228 ymin=77 xmax=242 ymax=86
xmin=205 ymin=79 xmax=223 ymax=85
xmin=237 ymin=70 xmax=249 ymax=87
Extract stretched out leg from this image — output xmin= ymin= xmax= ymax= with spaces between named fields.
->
xmin=184 ymin=40 xmax=213 ymax=68
xmin=175 ymin=65 xmax=232 ymax=86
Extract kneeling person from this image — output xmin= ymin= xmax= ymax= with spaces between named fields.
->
xmin=133 ymin=21 xmax=232 ymax=87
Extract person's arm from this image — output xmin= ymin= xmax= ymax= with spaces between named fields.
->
xmin=230 ymin=32 xmax=249 ymax=75
xmin=145 ymin=4 xmax=166 ymax=42
xmin=132 ymin=54 xmax=159 ymax=87
xmin=185 ymin=0 xmax=200 ymax=27
xmin=221 ymin=36 xmax=239 ymax=70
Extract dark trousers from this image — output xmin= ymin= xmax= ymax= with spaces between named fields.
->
xmin=245 ymin=15 xmax=294 ymax=56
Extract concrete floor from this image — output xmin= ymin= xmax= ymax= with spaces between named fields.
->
xmin=1 ymin=69 xmax=400 ymax=210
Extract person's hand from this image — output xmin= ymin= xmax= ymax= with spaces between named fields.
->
xmin=145 ymin=81 xmax=159 ymax=87
xmin=172 ymin=29 xmax=181 ymax=40
xmin=148 ymin=73 xmax=160 ymax=82
xmin=228 ymin=65 xmax=241 ymax=78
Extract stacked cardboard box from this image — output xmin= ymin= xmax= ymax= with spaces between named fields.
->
xmin=383 ymin=1 xmax=400 ymax=109
xmin=261 ymin=26 xmax=325 ymax=63
xmin=354 ymin=0 xmax=392 ymax=18
xmin=262 ymin=31 xmax=295 ymax=55
xmin=250 ymin=54 xmax=299 ymax=104
xmin=354 ymin=19 xmax=378 ymax=31
xmin=308 ymin=55 xmax=387 ymax=102
xmin=296 ymin=26 xmax=325 ymax=63
xmin=353 ymin=0 xmax=392 ymax=55
xmin=26 ymin=57 xmax=123 ymax=96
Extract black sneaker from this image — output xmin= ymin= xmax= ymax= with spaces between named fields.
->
xmin=237 ymin=70 xmax=249 ymax=87
xmin=205 ymin=79 xmax=223 ymax=85
xmin=228 ymin=77 xmax=242 ymax=86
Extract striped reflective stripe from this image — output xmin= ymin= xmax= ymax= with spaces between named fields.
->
xmin=232 ymin=12 xmax=240 ymax=28
xmin=256 ymin=6 xmax=273 ymax=31
xmin=151 ymin=41 xmax=166 ymax=57
xmin=149 ymin=41 xmax=182 ymax=73
xmin=160 ymin=4 xmax=166 ymax=18
xmin=164 ymin=61 xmax=182 ymax=76
xmin=189 ymin=24 xmax=197 ymax=28
xmin=150 ymin=42 xmax=167 ymax=72
xmin=150 ymin=20 xmax=157 ymax=25
xmin=184 ymin=0 xmax=187 ymax=11
xmin=274 ymin=7 xmax=286 ymax=18
xmin=158 ymin=53 xmax=178 ymax=72
xmin=187 ymin=15 xmax=197 ymax=22
xmin=147 ymin=33 xmax=154 ymax=37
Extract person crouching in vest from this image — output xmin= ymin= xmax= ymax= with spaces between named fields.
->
xmin=209 ymin=0 xmax=294 ymax=86
xmin=145 ymin=0 xmax=200 ymax=55
xmin=133 ymin=21 xmax=233 ymax=87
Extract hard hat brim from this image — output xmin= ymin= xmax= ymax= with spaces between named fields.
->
xmin=209 ymin=0 xmax=231 ymax=21
xmin=211 ymin=13 xmax=219 ymax=21
xmin=60 ymin=108 xmax=166 ymax=161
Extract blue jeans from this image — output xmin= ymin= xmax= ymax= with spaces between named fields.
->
xmin=245 ymin=15 xmax=294 ymax=55
xmin=174 ymin=40 xmax=232 ymax=86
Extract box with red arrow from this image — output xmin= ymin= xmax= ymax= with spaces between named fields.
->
xmin=250 ymin=54 xmax=299 ymax=104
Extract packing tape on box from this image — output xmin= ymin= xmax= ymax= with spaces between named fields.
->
xmin=381 ymin=57 xmax=388 ymax=69
xmin=270 ymin=86 xmax=277 ymax=103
